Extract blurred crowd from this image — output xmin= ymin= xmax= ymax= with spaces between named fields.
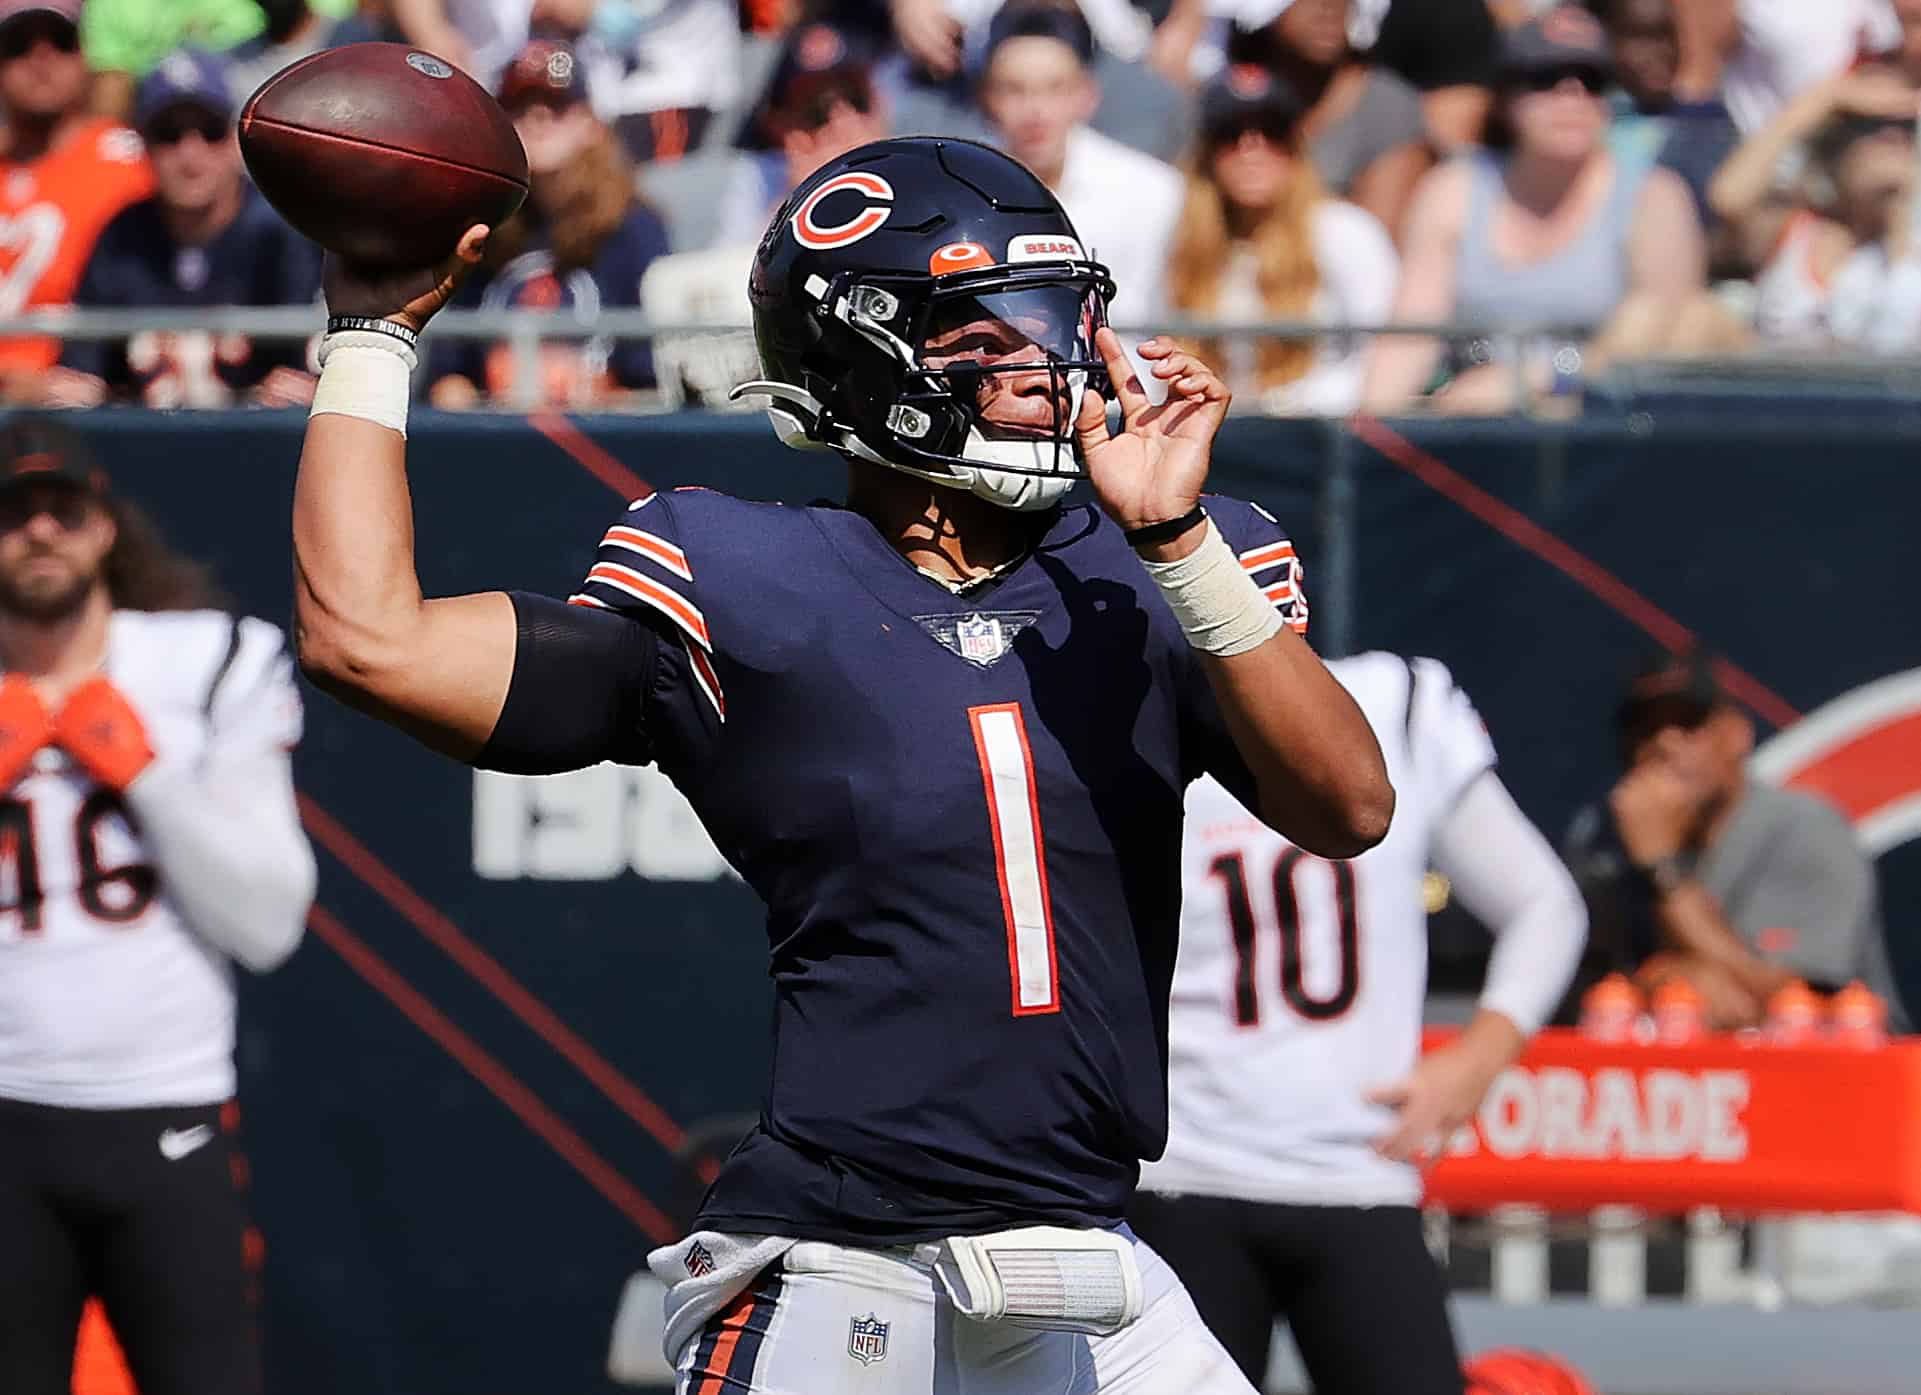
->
xmin=5 ymin=0 xmax=1921 ymax=412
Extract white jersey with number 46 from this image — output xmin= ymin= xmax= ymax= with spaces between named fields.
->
xmin=0 ymin=610 xmax=301 ymax=1110
xmin=1141 ymin=653 xmax=1496 ymax=1207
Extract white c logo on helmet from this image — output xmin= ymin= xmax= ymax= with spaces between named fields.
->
xmin=791 ymin=173 xmax=895 ymax=250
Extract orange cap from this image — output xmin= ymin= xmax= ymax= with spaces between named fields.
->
xmin=1653 ymin=977 xmax=1703 ymax=1010
xmin=1831 ymin=981 xmax=1888 ymax=1046
xmin=1584 ymin=973 xmax=1641 ymax=1010
xmin=1652 ymin=976 xmax=1706 ymax=1042
xmin=1767 ymin=979 xmax=1820 ymax=1014
xmin=1765 ymin=979 xmax=1823 ymax=1044
xmin=1580 ymin=974 xmax=1643 ymax=1041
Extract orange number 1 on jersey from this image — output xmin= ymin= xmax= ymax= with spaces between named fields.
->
xmin=968 ymin=703 xmax=1059 ymax=1016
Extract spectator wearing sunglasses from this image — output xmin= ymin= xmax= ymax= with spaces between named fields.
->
xmin=0 ymin=0 xmax=152 ymax=401
xmin=1164 ymin=65 xmax=1397 ymax=414
xmin=1362 ymin=5 xmax=1726 ymax=415
xmin=52 ymin=48 xmax=322 ymax=409
xmin=1563 ymin=649 xmax=1907 ymax=1032
xmin=1216 ymin=0 xmax=1433 ymax=242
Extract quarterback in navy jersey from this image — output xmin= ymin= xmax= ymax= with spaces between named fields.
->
xmin=294 ymin=137 xmax=1391 ymax=1392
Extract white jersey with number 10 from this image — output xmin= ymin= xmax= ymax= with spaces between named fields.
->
xmin=1142 ymin=652 xmax=1496 ymax=1207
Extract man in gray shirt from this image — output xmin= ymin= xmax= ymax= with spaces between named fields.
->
xmin=1565 ymin=649 xmax=1907 ymax=1031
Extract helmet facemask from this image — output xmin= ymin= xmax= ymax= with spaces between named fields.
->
xmin=739 ymin=260 xmax=1115 ymax=512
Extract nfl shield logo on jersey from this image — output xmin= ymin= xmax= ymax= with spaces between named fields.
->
xmin=915 ymin=610 xmax=1039 ymax=668
xmin=848 ymin=1313 xmax=889 ymax=1365
xmin=956 ymin=614 xmax=1004 ymax=665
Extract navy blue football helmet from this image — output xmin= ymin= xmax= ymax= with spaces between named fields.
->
xmin=735 ymin=137 xmax=1115 ymax=511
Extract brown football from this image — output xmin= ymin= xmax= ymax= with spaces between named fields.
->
xmin=239 ymin=43 xmax=529 ymax=267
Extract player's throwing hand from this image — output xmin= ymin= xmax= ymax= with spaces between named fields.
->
xmin=1075 ymin=328 xmax=1231 ymax=546
xmin=320 ymin=223 xmax=492 ymax=333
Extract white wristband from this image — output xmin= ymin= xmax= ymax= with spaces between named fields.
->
xmin=1140 ymin=518 xmax=1284 ymax=657
xmin=310 ymin=330 xmax=417 ymax=437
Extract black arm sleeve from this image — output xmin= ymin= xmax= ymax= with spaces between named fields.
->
xmin=475 ymin=591 xmax=661 ymax=774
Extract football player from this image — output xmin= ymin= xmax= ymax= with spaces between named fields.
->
xmin=0 ymin=416 xmax=315 ymax=1395
xmin=1131 ymin=654 xmax=1588 ymax=1394
xmin=293 ymin=136 xmax=1392 ymax=1393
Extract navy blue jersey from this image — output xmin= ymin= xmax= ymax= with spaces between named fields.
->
xmin=61 ymin=184 xmax=320 ymax=396
xmin=570 ymin=490 xmax=1308 ymax=1243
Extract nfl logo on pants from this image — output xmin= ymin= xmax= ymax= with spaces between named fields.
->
xmin=848 ymin=1313 xmax=889 ymax=1365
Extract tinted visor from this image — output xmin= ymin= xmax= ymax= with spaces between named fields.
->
xmin=913 ymin=282 xmax=1105 ymax=441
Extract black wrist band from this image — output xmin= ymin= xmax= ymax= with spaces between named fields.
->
xmin=1125 ymin=506 xmax=1207 ymax=547
xmin=326 ymin=315 xmax=420 ymax=349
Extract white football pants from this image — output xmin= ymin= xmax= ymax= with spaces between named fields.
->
xmin=670 ymin=1231 xmax=1257 ymax=1395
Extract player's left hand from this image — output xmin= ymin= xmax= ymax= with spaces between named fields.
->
xmin=1075 ymin=328 xmax=1230 ymax=548
xmin=1366 ymin=1035 xmax=1510 ymax=1166
xmin=52 ymin=676 xmax=155 ymax=792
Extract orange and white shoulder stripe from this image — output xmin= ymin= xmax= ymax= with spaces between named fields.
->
xmin=1239 ymin=540 xmax=1307 ymax=633
xmin=597 ymin=524 xmax=692 ymax=581
xmin=569 ymin=565 xmax=712 ymax=652
xmin=684 ymin=639 xmax=725 ymax=720
xmin=1238 ymin=539 xmax=1297 ymax=579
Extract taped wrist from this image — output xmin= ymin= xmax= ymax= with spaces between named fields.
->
xmin=1140 ymin=519 xmax=1283 ymax=657
xmin=310 ymin=328 xmax=418 ymax=437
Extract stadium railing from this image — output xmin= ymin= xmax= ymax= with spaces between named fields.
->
xmin=0 ymin=308 xmax=1626 ymax=413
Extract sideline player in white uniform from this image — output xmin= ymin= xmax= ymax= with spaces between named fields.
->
xmin=0 ymin=418 xmax=316 ymax=1395
xmin=1133 ymin=652 xmax=1588 ymax=1394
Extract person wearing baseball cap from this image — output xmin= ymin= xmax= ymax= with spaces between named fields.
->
xmin=1164 ymin=63 xmax=1398 ymax=414
xmin=0 ymin=0 xmax=156 ymax=399
xmin=0 ymin=0 xmax=92 ymax=157
xmin=1218 ymin=0 xmax=1430 ymax=240
xmin=0 ymin=411 xmax=316 ymax=1395
xmin=1492 ymin=1 xmax=1615 ymax=88
xmin=53 ymin=46 xmax=320 ymax=408
xmin=1564 ymin=645 xmax=1908 ymax=1032
xmin=1361 ymin=4 xmax=1720 ymax=414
